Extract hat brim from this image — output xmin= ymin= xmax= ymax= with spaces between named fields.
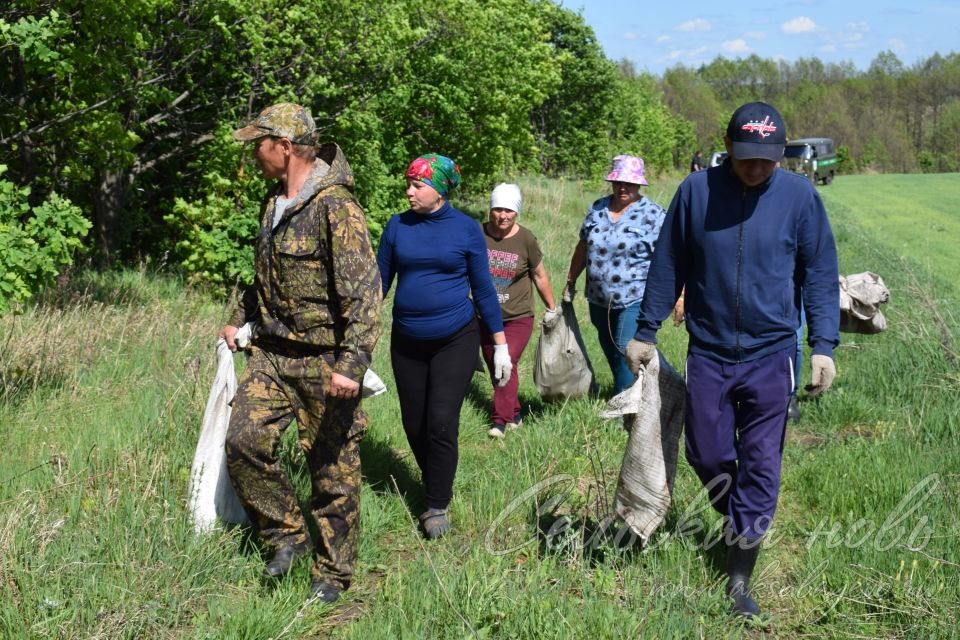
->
xmin=731 ymin=141 xmax=784 ymax=162
xmin=604 ymin=173 xmax=648 ymax=186
xmin=232 ymin=125 xmax=269 ymax=142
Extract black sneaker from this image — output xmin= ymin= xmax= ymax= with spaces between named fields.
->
xmin=787 ymin=397 xmax=801 ymax=423
xmin=264 ymin=539 xmax=312 ymax=579
xmin=419 ymin=508 xmax=451 ymax=540
xmin=487 ymin=423 xmax=506 ymax=438
xmin=309 ymin=580 xmax=342 ymax=604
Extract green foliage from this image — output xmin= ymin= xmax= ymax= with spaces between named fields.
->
xmin=0 ymin=166 xmax=90 ymax=311
xmin=161 ymin=124 xmax=260 ymax=289
xmin=661 ymin=66 xmax=725 ymax=154
xmin=607 ymin=73 xmax=694 ymax=174
xmin=4 ymin=0 xmax=959 ymax=290
xmin=164 ymin=187 xmax=258 ymax=290
xmin=836 ymin=144 xmax=853 ymax=173
xmin=530 ymin=2 xmax=621 ymax=176
xmin=664 ymin=51 xmax=960 ymax=176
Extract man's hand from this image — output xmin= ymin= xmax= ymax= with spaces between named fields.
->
xmin=493 ymin=343 xmax=512 ymax=388
xmin=625 ymin=339 xmax=657 ymax=374
xmin=219 ymin=325 xmax=240 ymax=352
xmin=806 ymin=355 xmax=836 ymax=397
xmin=672 ymin=297 xmax=685 ymax=326
xmin=330 ymin=372 xmax=360 ymax=399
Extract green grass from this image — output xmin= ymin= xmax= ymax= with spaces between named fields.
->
xmin=1 ymin=174 xmax=958 ymax=639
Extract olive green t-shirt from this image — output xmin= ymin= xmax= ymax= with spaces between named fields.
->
xmin=483 ymin=224 xmax=543 ymax=321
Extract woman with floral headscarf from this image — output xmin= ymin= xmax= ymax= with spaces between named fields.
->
xmin=377 ymin=153 xmax=510 ymax=540
xmin=565 ymin=154 xmax=667 ymax=395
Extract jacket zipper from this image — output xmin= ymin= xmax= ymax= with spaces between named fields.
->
xmin=735 ymin=187 xmax=746 ymax=363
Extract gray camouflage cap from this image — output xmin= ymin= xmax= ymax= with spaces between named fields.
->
xmin=233 ymin=102 xmax=317 ymax=145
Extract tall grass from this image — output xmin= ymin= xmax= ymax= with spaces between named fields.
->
xmin=1 ymin=175 xmax=957 ymax=638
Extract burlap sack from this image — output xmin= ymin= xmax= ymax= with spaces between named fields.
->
xmin=602 ymin=354 xmax=685 ymax=541
xmin=533 ymin=299 xmax=596 ymax=400
xmin=840 ymin=272 xmax=890 ymax=334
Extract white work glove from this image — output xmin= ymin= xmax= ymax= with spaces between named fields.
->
xmin=561 ymin=282 xmax=576 ymax=303
xmin=625 ymin=339 xmax=657 ymax=374
xmin=806 ymin=354 xmax=836 ymax=397
xmin=493 ymin=343 xmax=512 ymax=388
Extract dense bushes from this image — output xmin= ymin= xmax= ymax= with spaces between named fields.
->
xmin=1 ymin=2 xmax=957 ymax=296
xmin=3 ymin=0 xmax=683 ymax=291
xmin=0 ymin=166 xmax=89 ymax=311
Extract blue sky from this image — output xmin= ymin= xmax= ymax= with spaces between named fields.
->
xmin=558 ymin=0 xmax=960 ymax=75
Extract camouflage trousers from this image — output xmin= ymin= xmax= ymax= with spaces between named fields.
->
xmin=225 ymin=346 xmax=367 ymax=588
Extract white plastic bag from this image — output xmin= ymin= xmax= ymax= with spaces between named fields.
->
xmin=362 ymin=368 xmax=387 ymax=398
xmin=187 ymin=324 xmax=253 ymax=534
xmin=188 ymin=323 xmax=387 ymax=534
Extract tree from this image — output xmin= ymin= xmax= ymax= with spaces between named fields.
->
xmin=529 ymin=1 xmax=622 ymax=176
xmin=1 ymin=1 xmax=258 ymax=262
xmin=661 ymin=65 xmax=725 ymax=154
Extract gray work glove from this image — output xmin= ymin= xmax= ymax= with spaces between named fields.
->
xmin=542 ymin=307 xmax=561 ymax=327
xmin=625 ymin=339 xmax=657 ymax=374
xmin=493 ymin=343 xmax=513 ymax=388
xmin=806 ymin=354 xmax=836 ymax=396
xmin=561 ymin=283 xmax=576 ymax=303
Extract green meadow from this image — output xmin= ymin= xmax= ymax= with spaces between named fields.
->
xmin=1 ymin=173 xmax=958 ymax=639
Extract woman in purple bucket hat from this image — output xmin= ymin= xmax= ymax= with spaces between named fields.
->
xmin=564 ymin=154 xmax=667 ymax=395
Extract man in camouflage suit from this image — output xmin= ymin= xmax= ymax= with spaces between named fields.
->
xmin=219 ymin=102 xmax=382 ymax=604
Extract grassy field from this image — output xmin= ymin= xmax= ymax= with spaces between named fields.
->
xmin=1 ymin=172 xmax=958 ymax=639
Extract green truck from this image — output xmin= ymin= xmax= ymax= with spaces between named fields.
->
xmin=781 ymin=137 xmax=837 ymax=185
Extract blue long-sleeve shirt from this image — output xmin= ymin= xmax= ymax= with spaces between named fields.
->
xmin=377 ymin=201 xmax=504 ymax=340
xmin=635 ymin=161 xmax=839 ymax=363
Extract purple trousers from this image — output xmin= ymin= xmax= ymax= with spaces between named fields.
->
xmin=684 ymin=347 xmax=794 ymax=539
xmin=480 ymin=316 xmax=534 ymax=426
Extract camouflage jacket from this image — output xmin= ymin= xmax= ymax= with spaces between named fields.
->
xmin=230 ymin=143 xmax=382 ymax=383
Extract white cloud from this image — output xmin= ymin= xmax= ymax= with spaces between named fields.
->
xmin=663 ymin=45 xmax=709 ymax=61
xmin=675 ymin=18 xmax=711 ymax=32
xmin=841 ymin=21 xmax=869 ymax=47
xmin=655 ymin=35 xmax=670 ymax=44
xmin=746 ymin=31 xmax=765 ymax=40
xmin=888 ymin=38 xmax=907 ymax=53
xmin=623 ymin=32 xmax=637 ymax=41
xmin=781 ymin=16 xmax=817 ymax=34
xmin=847 ymin=21 xmax=870 ymax=34
xmin=722 ymin=39 xmax=750 ymax=53
xmin=821 ymin=44 xmax=837 ymax=53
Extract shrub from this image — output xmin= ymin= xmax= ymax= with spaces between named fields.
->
xmin=0 ymin=165 xmax=90 ymax=312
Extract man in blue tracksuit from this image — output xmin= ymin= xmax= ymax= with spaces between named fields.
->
xmin=626 ymin=102 xmax=839 ymax=617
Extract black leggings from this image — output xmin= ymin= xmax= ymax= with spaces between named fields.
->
xmin=390 ymin=319 xmax=480 ymax=510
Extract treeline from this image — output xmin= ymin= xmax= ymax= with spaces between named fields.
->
xmin=658 ymin=51 xmax=960 ymax=174
xmin=1 ymin=0 xmax=957 ymax=306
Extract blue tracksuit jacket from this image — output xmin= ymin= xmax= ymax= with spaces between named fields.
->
xmin=635 ymin=160 xmax=840 ymax=363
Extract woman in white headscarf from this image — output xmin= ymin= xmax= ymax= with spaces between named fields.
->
xmin=479 ymin=183 xmax=557 ymax=439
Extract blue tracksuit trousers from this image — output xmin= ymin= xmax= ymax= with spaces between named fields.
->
xmin=684 ymin=347 xmax=794 ymax=539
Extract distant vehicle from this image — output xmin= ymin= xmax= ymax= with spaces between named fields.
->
xmin=709 ymin=151 xmax=727 ymax=167
xmin=781 ymin=138 xmax=837 ymax=185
